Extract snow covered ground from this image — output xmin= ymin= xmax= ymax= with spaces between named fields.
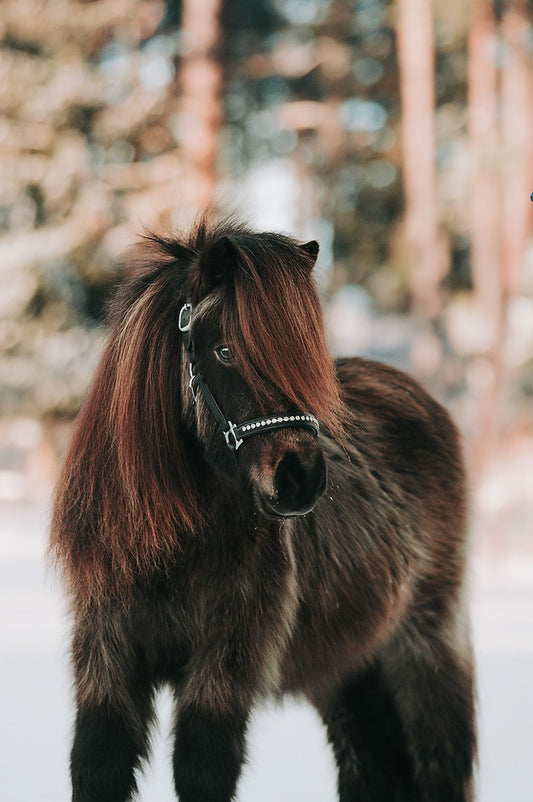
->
xmin=1 ymin=498 xmax=532 ymax=802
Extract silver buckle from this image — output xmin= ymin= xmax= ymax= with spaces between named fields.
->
xmin=178 ymin=303 xmax=192 ymax=332
xmin=224 ymin=421 xmax=244 ymax=451
xmin=188 ymin=362 xmax=198 ymax=403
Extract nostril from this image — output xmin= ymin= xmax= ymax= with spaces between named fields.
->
xmin=275 ymin=453 xmax=306 ymax=507
xmin=273 ymin=450 xmax=327 ymax=516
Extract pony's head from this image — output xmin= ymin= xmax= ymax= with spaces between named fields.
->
xmin=177 ymin=225 xmax=343 ymax=518
xmin=51 ymin=219 xmax=345 ymax=602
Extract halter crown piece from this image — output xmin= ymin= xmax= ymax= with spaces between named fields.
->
xmin=178 ymin=303 xmax=319 ymax=452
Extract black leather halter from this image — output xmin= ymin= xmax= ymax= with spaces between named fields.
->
xmin=178 ymin=303 xmax=319 ymax=452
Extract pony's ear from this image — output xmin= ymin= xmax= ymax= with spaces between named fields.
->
xmin=300 ymin=240 xmax=319 ymax=266
xmin=197 ymin=235 xmax=239 ymax=294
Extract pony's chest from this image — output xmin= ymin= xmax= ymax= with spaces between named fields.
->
xmin=136 ymin=529 xmax=299 ymax=677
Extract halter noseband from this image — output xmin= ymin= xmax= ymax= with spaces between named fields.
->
xmin=178 ymin=303 xmax=319 ymax=452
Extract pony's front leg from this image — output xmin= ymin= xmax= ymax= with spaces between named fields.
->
xmin=172 ymin=703 xmax=249 ymax=802
xmin=69 ymin=610 xmax=155 ymax=802
xmin=170 ymin=525 xmax=296 ymax=801
xmin=171 ymin=631 xmax=264 ymax=801
xmin=71 ymin=693 xmax=153 ymax=802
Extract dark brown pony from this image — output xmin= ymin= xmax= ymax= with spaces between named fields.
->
xmin=50 ymin=219 xmax=476 ymax=802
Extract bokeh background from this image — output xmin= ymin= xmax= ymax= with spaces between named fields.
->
xmin=1 ymin=1 xmax=532 ymax=800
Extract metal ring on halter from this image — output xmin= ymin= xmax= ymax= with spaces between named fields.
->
xmin=178 ymin=303 xmax=192 ymax=332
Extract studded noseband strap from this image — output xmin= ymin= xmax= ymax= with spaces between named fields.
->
xmin=178 ymin=303 xmax=319 ymax=452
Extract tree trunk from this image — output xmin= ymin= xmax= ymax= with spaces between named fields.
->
xmin=500 ymin=0 xmax=533 ymax=302
xmin=395 ymin=0 xmax=443 ymax=320
xmin=467 ymin=0 xmax=501 ymax=471
xmin=177 ymin=0 xmax=223 ymax=224
xmin=467 ymin=0 xmax=532 ymax=473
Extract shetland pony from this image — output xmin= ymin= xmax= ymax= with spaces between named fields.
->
xmin=50 ymin=220 xmax=476 ymax=802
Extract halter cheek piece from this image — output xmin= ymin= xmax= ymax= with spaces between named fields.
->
xmin=178 ymin=303 xmax=319 ymax=452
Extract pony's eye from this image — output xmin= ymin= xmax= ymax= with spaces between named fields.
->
xmin=214 ymin=345 xmax=234 ymax=364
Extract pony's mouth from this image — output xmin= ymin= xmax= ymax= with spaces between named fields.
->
xmin=254 ymin=490 xmax=318 ymax=521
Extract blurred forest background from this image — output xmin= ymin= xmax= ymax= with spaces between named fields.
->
xmin=0 ymin=0 xmax=532 ymax=548
xmin=1 ymin=5 xmax=533 ymax=800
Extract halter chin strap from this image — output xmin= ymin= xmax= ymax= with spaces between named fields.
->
xmin=178 ymin=302 xmax=319 ymax=452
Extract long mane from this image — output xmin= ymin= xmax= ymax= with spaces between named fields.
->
xmin=218 ymin=231 xmax=344 ymax=437
xmin=50 ymin=240 xmax=199 ymax=604
xmin=50 ymin=219 xmax=345 ymax=603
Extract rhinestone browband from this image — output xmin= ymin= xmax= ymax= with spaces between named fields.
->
xmin=226 ymin=414 xmax=320 ymax=451
xmin=239 ymin=414 xmax=319 ymax=433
